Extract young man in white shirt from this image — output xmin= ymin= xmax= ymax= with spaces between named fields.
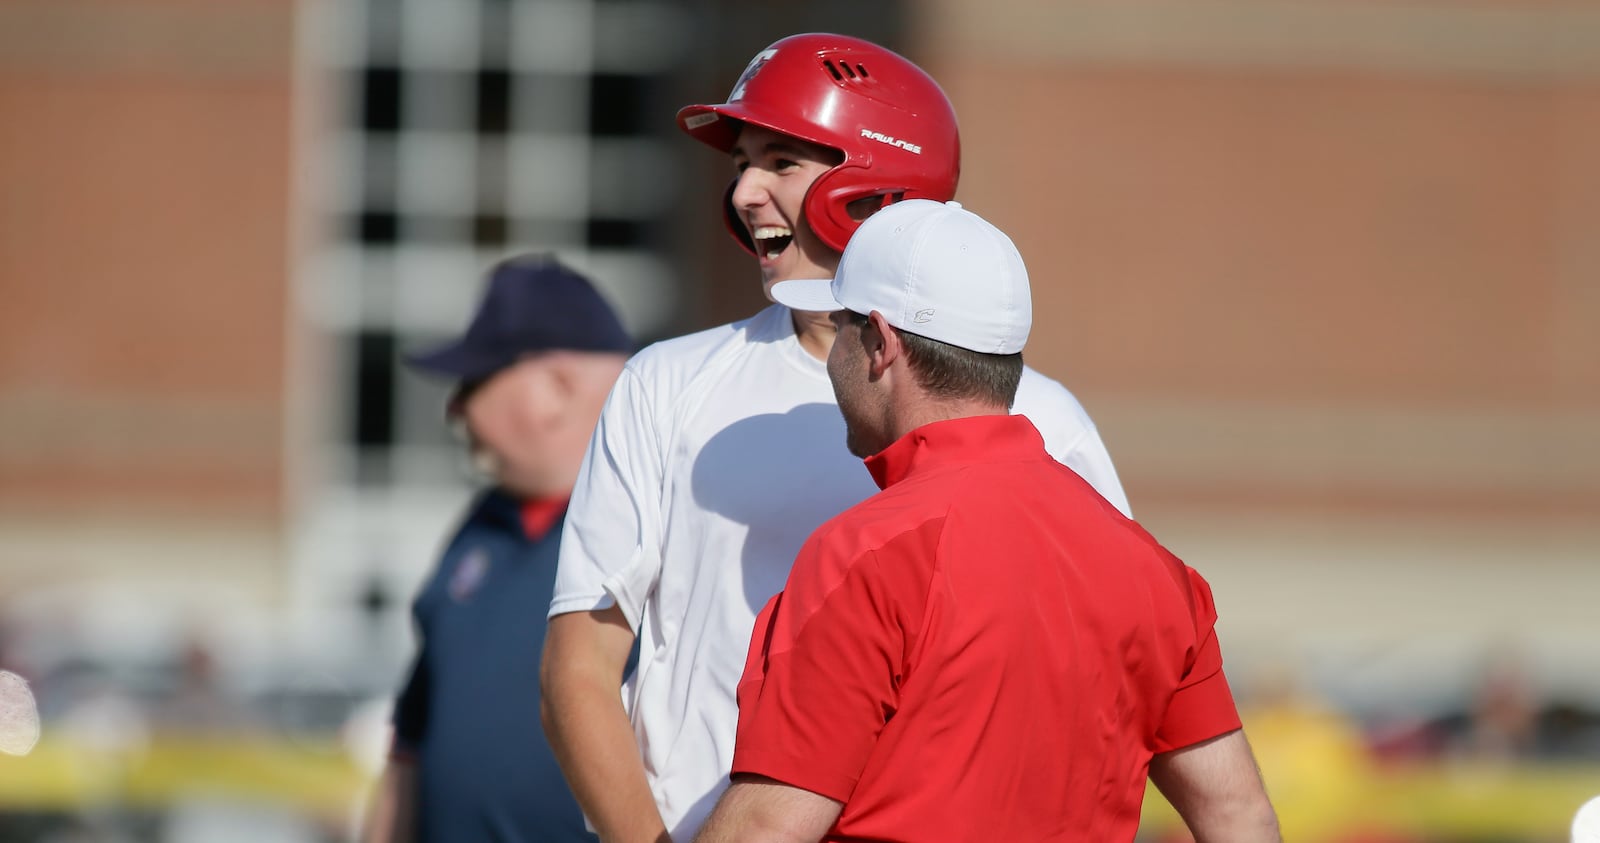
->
xmin=540 ymin=33 xmax=1131 ymax=843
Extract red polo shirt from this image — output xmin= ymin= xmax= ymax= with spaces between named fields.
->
xmin=732 ymin=414 xmax=1241 ymax=842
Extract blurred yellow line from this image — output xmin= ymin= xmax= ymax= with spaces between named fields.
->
xmin=6 ymin=735 xmax=1599 ymax=835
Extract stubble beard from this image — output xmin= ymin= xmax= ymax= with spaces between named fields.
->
xmin=839 ymin=398 xmax=884 ymax=459
xmin=844 ymin=423 xmax=872 ymax=459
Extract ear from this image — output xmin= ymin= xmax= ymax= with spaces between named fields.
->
xmin=864 ymin=310 xmax=901 ymax=379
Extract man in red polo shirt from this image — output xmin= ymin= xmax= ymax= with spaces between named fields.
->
xmin=693 ymin=200 xmax=1280 ymax=843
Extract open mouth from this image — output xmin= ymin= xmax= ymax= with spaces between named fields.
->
xmin=752 ymin=225 xmax=794 ymax=260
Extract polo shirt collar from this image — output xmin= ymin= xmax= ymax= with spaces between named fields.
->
xmin=477 ymin=488 xmax=569 ymax=542
xmin=865 ymin=414 xmax=1043 ymax=490
xmin=520 ymin=495 xmax=569 ymax=541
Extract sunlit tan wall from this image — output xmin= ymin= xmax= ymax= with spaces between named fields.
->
xmin=0 ymin=1 xmax=294 ymax=519
xmin=0 ymin=2 xmax=294 ymax=595
xmin=916 ymin=1 xmax=1600 ymax=521
xmin=911 ymin=1 xmax=1600 ymax=683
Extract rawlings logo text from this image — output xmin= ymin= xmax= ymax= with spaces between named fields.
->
xmin=860 ymin=129 xmax=922 ymax=155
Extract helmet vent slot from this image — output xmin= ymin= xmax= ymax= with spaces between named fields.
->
xmin=823 ymin=59 xmax=872 ymax=83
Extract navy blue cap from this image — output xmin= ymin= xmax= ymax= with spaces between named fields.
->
xmin=406 ymin=254 xmax=632 ymax=381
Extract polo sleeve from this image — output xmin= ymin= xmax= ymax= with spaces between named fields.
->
xmin=390 ymin=654 xmax=429 ymax=756
xmin=732 ymin=538 xmax=905 ymax=803
xmin=550 ymin=365 xmax=665 ymax=631
xmin=1153 ymin=567 xmax=1242 ymax=753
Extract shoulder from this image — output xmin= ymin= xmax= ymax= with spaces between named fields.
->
xmin=804 ymin=482 xmax=951 ymax=566
xmin=1014 ymin=366 xmax=1104 ymax=452
xmin=1012 ymin=367 xmax=1131 ymax=514
xmin=1014 ymin=365 xmax=1097 ymax=427
xmin=621 ymin=305 xmax=784 ymax=391
xmin=623 ymin=321 xmax=738 ymax=382
xmin=443 ymin=491 xmax=513 ymax=548
xmin=780 ymin=487 xmax=952 ymax=628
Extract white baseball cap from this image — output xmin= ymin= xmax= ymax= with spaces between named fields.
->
xmin=770 ymin=199 xmax=1032 ymax=355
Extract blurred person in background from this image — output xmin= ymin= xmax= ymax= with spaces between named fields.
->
xmin=1427 ymin=645 xmax=1600 ymax=762
xmin=541 ymin=33 xmax=1128 ymax=843
xmin=362 ymin=255 xmax=631 ymax=843
xmin=148 ymin=633 xmax=265 ymax=737
xmin=1443 ymin=648 xmax=1540 ymax=762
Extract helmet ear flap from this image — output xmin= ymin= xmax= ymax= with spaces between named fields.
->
xmin=721 ymin=167 xmax=876 ymax=258
xmin=721 ymin=178 xmax=757 ymax=257
xmin=804 ymin=164 xmax=918 ymax=254
xmin=802 ymin=165 xmax=866 ymax=254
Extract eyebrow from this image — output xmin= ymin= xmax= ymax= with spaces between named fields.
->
xmin=731 ymin=139 xmax=819 ymax=161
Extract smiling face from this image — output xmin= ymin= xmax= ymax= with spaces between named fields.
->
xmin=449 ymin=352 xmax=624 ymax=497
xmin=728 ymin=124 xmax=846 ymax=301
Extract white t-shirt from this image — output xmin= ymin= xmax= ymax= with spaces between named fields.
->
xmin=549 ymin=304 xmax=1128 ymax=840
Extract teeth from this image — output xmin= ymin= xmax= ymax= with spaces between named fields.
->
xmin=764 ymin=250 xmax=782 ymax=260
xmin=752 ymin=225 xmax=792 ymax=239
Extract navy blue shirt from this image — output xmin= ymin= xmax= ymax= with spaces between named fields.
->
xmin=393 ymin=489 xmax=594 ymax=843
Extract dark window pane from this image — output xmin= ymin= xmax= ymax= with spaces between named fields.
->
xmin=586 ymin=218 xmax=648 ymax=248
xmin=356 ymin=210 xmax=400 ymax=244
xmin=361 ymin=67 xmax=404 ymax=132
xmin=473 ymin=213 xmax=510 ymax=247
xmin=476 ymin=68 xmax=513 ymax=134
xmin=589 ymin=73 xmax=650 ymax=136
xmin=352 ymin=331 xmax=397 ymax=447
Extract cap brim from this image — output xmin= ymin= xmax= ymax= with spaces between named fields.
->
xmin=769 ymin=278 xmax=844 ymax=313
xmin=677 ymin=104 xmax=739 ymax=152
xmin=677 ymin=100 xmax=843 ymax=161
xmin=404 ymin=340 xmax=509 ymax=382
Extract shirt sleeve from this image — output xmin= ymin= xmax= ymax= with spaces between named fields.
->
xmin=1153 ymin=567 xmax=1242 ymax=753
xmin=549 ymin=365 xmax=665 ymax=631
xmin=732 ymin=534 xmax=912 ymax=803
xmin=391 ymin=654 xmax=429 ymax=755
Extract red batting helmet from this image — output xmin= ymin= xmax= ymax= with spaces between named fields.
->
xmin=676 ymin=33 xmax=961 ymax=255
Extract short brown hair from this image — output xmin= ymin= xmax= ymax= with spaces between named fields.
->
xmin=846 ymin=311 xmax=1023 ymax=407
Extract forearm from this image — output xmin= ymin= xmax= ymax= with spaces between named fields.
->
xmin=691 ymin=778 xmax=839 ymax=843
xmin=694 ymin=805 xmax=814 ymax=843
xmin=1150 ymin=729 xmax=1281 ymax=843
xmin=541 ymin=605 xmax=668 ymax=843
xmin=541 ymin=676 xmax=666 ymax=843
xmin=361 ymin=759 xmax=416 ymax=843
xmin=1185 ymin=799 xmax=1281 ymax=843
xmin=694 ymin=806 xmax=799 ymax=843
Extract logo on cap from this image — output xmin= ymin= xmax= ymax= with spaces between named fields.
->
xmin=913 ymin=309 xmax=935 ymax=323
xmin=729 ymin=49 xmax=778 ymax=102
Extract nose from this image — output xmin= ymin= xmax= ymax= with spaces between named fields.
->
xmin=729 ymin=166 xmax=772 ymax=215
